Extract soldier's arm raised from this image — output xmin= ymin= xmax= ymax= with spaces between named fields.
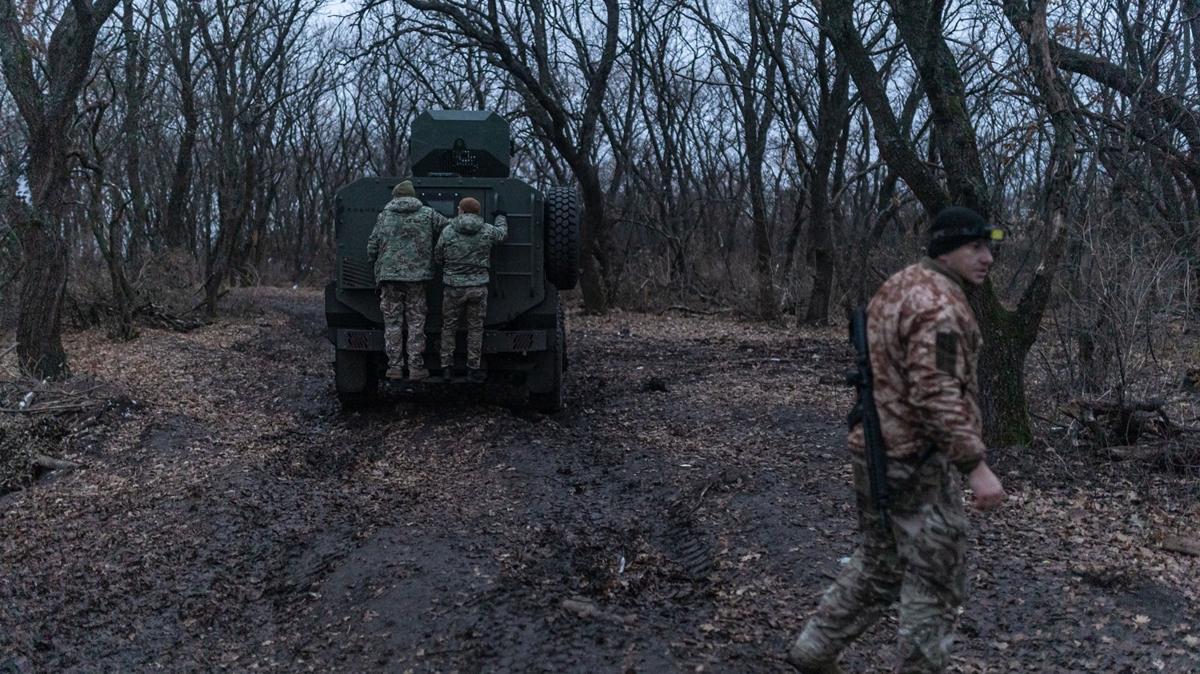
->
xmin=492 ymin=214 xmax=508 ymax=242
xmin=904 ymin=308 xmax=987 ymax=474
xmin=367 ymin=214 xmax=383 ymax=264
xmin=429 ymin=208 xmax=449 ymax=239
xmin=433 ymin=226 xmax=448 ymax=264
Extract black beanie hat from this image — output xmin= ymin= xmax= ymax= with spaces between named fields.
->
xmin=928 ymin=206 xmax=991 ymax=258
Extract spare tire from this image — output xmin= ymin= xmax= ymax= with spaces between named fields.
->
xmin=544 ymin=187 xmax=580 ymax=290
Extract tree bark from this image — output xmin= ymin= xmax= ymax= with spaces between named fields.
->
xmin=162 ymin=0 xmax=198 ymax=253
xmin=0 ymin=0 xmax=122 ymax=378
xmin=121 ymin=0 xmax=149 ymax=262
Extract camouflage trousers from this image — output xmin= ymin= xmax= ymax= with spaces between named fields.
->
xmin=379 ymin=281 xmax=428 ymax=370
xmin=792 ymin=451 xmax=969 ymax=673
xmin=440 ymin=285 xmax=488 ymax=369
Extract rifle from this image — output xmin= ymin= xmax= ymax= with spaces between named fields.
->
xmin=846 ymin=305 xmax=890 ymax=529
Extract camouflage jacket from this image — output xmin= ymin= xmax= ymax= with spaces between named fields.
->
xmin=367 ymin=197 xmax=450 ymax=283
xmin=434 ymin=213 xmax=508 ymax=287
xmin=849 ymin=257 xmax=986 ymax=474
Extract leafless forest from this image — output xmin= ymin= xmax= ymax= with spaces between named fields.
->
xmin=0 ymin=0 xmax=1199 ymax=670
xmin=4 ymin=0 xmax=1200 ymax=440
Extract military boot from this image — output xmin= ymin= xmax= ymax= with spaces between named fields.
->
xmin=385 ymin=365 xmax=405 ymax=380
xmin=409 ymin=366 xmax=429 ymax=382
xmin=467 ymin=368 xmax=486 ymax=384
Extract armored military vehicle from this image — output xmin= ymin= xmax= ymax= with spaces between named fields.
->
xmin=325 ymin=110 xmax=579 ymax=411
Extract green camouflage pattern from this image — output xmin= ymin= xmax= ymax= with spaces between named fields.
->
xmin=791 ymin=453 xmax=968 ymax=673
xmin=440 ymin=285 xmax=488 ymax=369
xmin=379 ymin=281 xmax=428 ymax=370
xmin=367 ymin=197 xmax=449 ymax=283
xmin=433 ymin=213 xmax=508 ymax=287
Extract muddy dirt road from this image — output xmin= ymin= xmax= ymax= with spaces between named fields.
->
xmin=2 ymin=288 xmax=1197 ymax=672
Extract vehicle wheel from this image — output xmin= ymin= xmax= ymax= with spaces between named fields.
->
xmin=529 ymin=310 xmax=565 ymax=412
xmin=335 ymin=348 xmax=377 ymax=408
xmin=544 ymin=186 xmax=580 ymax=291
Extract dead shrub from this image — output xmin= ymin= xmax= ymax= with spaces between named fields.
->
xmin=1033 ymin=217 xmax=1200 ymax=473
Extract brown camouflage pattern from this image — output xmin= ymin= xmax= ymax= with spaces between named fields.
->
xmin=440 ymin=285 xmax=488 ymax=369
xmin=790 ymin=257 xmax=986 ymax=673
xmin=791 ymin=453 xmax=968 ymax=673
xmin=379 ymin=281 xmax=428 ymax=370
xmin=848 ymin=257 xmax=986 ymax=474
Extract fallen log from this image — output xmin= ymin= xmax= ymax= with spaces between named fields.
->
xmin=33 ymin=454 xmax=82 ymax=472
xmin=0 ymin=401 xmax=103 ymax=415
xmin=659 ymin=305 xmax=733 ymax=316
xmin=1161 ymin=535 xmax=1200 ymax=557
xmin=135 ymin=303 xmax=208 ymax=332
xmin=1064 ymin=397 xmax=1177 ymax=446
xmin=1099 ymin=445 xmax=1168 ymax=462
xmin=1075 ymin=397 xmax=1165 ymax=413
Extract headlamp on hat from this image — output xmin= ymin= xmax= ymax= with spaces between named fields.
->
xmin=930 ymin=225 xmax=1006 ymax=243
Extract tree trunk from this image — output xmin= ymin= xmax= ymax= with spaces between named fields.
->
xmin=16 ymin=217 xmax=69 ymax=377
xmin=16 ymin=122 xmax=73 ymax=378
xmin=577 ymin=168 xmax=610 ymax=313
xmin=748 ymin=162 xmax=777 ymax=321
xmin=804 ymin=47 xmax=850 ymax=324
xmin=1 ymin=0 xmax=122 ymax=378
xmin=121 ymin=0 xmax=148 ymax=261
xmin=972 ymin=286 xmax=1034 ymax=445
xmin=163 ymin=90 xmax=196 ymax=251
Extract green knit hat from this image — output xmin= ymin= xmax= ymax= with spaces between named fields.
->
xmin=392 ymin=180 xmax=415 ymax=198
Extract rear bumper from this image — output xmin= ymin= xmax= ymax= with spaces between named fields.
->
xmin=330 ymin=327 xmax=549 ymax=354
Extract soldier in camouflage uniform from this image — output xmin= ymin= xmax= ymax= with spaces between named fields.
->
xmin=434 ymin=196 xmax=507 ymax=383
xmin=366 ymin=180 xmax=449 ymax=381
xmin=789 ymin=207 xmax=1008 ymax=674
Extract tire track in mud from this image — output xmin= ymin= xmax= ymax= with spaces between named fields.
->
xmin=255 ymin=311 xmax=845 ymax=673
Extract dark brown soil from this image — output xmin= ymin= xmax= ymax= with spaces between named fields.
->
xmin=1 ymin=287 xmax=1196 ymax=672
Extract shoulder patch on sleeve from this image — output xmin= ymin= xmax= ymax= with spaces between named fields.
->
xmin=936 ymin=331 xmax=958 ymax=375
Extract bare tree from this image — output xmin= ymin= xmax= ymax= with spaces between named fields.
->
xmin=690 ymin=0 xmax=783 ymax=319
xmin=190 ymin=0 xmax=319 ymax=316
xmin=156 ymin=0 xmax=201 ymax=253
xmin=0 ymin=0 xmax=123 ymax=377
xmin=78 ymin=62 xmax=139 ymax=340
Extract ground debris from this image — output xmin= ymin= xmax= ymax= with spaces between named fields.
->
xmin=0 ymin=287 xmax=1195 ymax=672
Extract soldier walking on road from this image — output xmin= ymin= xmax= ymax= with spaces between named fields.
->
xmin=435 ymin=196 xmax=507 ymax=383
xmin=789 ymin=207 xmax=1008 ymax=674
xmin=367 ymin=180 xmax=449 ymax=381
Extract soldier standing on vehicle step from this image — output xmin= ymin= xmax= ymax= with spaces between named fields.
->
xmin=788 ymin=207 xmax=1008 ymax=674
xmin=435 ymin=196 xmax=507 ymax=383
xmin=367 ymin=180 xmax=449 ymax=381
